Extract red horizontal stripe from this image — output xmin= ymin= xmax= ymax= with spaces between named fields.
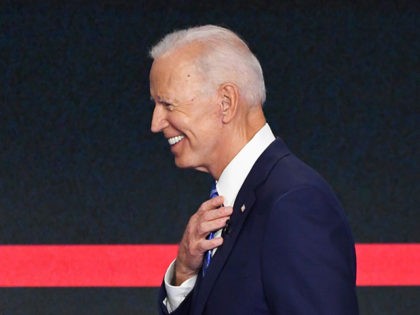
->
xmin=0 ymin=245 xmax=177 ymax=287
xmin=355 ymin=243 xmax=419 ymax=286
xmin=0 ymin=244 xmax=418 ymax=287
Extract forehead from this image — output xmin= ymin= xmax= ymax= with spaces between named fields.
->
xmin=149 ymin=49 xmax=207 ymax=100
xmin=150 ymin=56 xmax=196 ymax=83
xmin=150 ymin=43 xmax=206 ymax=80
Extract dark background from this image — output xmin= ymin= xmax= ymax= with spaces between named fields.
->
xmin=1 ymin=1 xmax=419 ymax=314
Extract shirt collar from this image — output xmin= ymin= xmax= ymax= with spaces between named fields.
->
xmin=216 ymin=123 xmax=275 ymax=207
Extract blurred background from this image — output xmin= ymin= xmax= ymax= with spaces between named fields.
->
xmin=0 ymin=1 xmax=418 ymax=314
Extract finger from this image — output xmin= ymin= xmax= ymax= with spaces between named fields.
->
xmin=203 ymin=206 xmax=233 ymax=221
xmin=199 ymin=196 xmax=224 ymax=212
xmin=199 ymin=217 xmax=231 ymax=235
xmin=199 ymin=236 xmax=224 ymax=252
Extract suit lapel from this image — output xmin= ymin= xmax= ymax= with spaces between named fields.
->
xmin=192 ymin=139 xmax=290 ymax=314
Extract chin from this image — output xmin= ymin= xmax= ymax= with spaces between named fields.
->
xmin=173 ymin=157 xmax=192 ymax=169
xmin=174 ymin=158 xmax=208 ymax=173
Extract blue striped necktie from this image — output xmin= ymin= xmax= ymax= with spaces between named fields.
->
xmin=202 ymin=182 xmax=218 ymax=277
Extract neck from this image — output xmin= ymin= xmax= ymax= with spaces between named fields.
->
xmin=209 ymin=107 xmax=266 ymax=179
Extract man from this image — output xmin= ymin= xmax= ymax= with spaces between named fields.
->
xmin=149 ymin=25 xmax=358 ymax=315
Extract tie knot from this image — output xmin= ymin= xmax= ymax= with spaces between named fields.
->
xmin=209 ymin=182 xmax=218 ymax=199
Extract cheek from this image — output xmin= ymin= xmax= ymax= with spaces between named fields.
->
xmin=198 ymin=126 xmax=223 ymax=154
xmin=194 ymin=121 xmax=219 ymax=144
xmin=179 ymin=104 xmax=221 ymax=145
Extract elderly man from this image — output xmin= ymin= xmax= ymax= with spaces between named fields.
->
xmin=149 ymin=25 xmax=358 ymax=315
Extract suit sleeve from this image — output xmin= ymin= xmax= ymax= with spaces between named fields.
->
xmin=261 ymin=185 xmax=359 ymax=315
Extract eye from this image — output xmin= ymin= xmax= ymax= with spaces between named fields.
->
xmin=162 ymin=102 xmax=174 ymax=111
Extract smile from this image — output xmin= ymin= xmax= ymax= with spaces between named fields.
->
xmin=168 ymin=135 xmax=185 ymax=146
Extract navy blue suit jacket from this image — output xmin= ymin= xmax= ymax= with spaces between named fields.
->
xmin=159 ymin=139 xmax=359 ymax=314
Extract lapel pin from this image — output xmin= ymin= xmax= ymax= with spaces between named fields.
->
xmin=240 ymin=204 xmax=246 ymax=213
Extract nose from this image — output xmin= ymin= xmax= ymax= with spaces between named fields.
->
xmin=151 ymin=105 xmax=169 ymax=133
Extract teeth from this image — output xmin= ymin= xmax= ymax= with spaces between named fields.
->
xmin=168 ymin=135 xmax=185 ymax=145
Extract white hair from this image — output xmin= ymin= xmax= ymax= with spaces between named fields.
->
xmin=149 ymin=25 xmax=266 ymax=106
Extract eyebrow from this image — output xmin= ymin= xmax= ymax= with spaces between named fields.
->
xmin=150 ymin=95 xmax=166 ymax=102
xmin=153 ymin=95 xmax=179 ymax=105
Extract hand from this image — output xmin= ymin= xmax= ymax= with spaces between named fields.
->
xmin=173 ymin=196 xmax=233 ymax=285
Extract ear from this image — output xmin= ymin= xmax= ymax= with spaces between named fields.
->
xmin=218 ymin=83 xmax=239 ymax=123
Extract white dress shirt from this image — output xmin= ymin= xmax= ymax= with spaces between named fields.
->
xmin=163 ymin=123 xmax=276 ymax=312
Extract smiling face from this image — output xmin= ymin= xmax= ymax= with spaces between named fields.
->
xmin=150 ymin=46 xmax=227 ymax=175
